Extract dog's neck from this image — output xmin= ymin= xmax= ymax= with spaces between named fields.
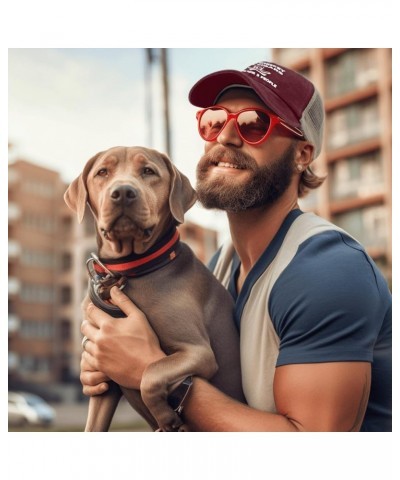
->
xmin=91 ymin=226 xmax=181 ymax=278
xmin=96 ymin=216 xmax=176 ymax=259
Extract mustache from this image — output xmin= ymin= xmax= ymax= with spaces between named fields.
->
xmin=198 ymin=146 xmax=257 ymax=171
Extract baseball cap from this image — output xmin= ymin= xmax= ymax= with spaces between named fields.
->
xmin=189 ymin=61 xmax=324 ymax=158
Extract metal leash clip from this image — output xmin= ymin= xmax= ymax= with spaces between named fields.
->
xmin=86 ymin=252 xmax=127 ymax=301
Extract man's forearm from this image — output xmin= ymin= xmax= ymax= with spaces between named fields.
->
xmin=182 ymin=378 xmax=300 ymax=432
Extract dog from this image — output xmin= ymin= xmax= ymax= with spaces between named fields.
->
xmin=64 ymin=146 xmax=245 ymax=431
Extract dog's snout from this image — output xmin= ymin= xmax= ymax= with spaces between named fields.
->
xmin=110 ymin=185 xmax=138 ymax=205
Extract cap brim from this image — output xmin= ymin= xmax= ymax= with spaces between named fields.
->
xmin=188 ymin=69 xmax=301 ymax=128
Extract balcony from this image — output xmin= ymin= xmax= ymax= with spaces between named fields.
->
xmin=8 ymin=351 xmax=19 ymax=371
xmin=8 ymin=202 xmax=21 ymax=222
xmin=8 ymin=314 xmax=20 ymax=333
xmin=8 ymin=277 xmax=21 ymax=295
xmin=8 ymin=240 xmax=21 ymax=258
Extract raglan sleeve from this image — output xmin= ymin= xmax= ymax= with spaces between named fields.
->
xmin=269 ymin=231 xmax=386 ymax=367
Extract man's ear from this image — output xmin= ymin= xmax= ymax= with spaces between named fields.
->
xmin=161 ymin=152 xmax=197 ymax=224
xmin=294 ymin=141 xmax=314 ymax=171
xmin=64 ymin=151 xmax=103 ymax=223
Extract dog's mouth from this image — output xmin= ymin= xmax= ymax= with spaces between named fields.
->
xmin=101 ymin=215 xmax=155 ymax=241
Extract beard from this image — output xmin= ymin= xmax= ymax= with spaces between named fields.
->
xmin=196 ymin=143 xmax=296 ymax=212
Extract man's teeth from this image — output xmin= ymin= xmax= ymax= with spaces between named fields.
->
xmin=216 ymin=162 xmax=242 ymax=169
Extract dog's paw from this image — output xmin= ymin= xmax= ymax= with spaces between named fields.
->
xmin=156 ymin=410 xmax=186 ymax=432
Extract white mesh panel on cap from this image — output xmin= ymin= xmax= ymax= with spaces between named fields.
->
xmin=300 ymin=89 xmax=324 ymax=159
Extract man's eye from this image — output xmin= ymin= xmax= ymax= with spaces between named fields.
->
xmin=143 ymin=167 xmax=156 ymax=176
xmin=96 ymin=168 xmax=108 ymax=177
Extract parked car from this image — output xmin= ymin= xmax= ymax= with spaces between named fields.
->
xmin=8 ymin=391 xmax=55 ymax=427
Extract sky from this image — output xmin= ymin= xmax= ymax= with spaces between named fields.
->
xmin=8 ymin=48 xmax=269 ymax=236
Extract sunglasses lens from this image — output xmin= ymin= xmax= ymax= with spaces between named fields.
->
xmin=237 ymin=110 xmax=271 ymax=143
xmin=198 ymin=108 xmax=272 ymax=143
xmin=198 ymin=108 xmax=228 ymax=141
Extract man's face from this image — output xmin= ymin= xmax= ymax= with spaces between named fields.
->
xmin=196 ymin=89 xmax=297 ymax=212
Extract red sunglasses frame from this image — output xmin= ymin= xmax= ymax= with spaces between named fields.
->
xmin=196 ymin=106 xmax=304 ymax=145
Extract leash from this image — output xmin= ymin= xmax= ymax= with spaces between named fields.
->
xmin=86 ymin=228 xmax=181 ymax=318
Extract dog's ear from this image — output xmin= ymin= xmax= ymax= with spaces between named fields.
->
xmin=161 ymin=153 xmax=197 ymax=224
xmin=64 ymin=151 xmax=103 ymax=223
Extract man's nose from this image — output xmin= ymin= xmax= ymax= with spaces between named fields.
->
xmin=110 ymin=185 xmax=138 ymax=205
xmin=216 ymin=119 xmax=243 ymax=147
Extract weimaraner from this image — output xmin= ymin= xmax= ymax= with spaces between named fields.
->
xmin=64 ymin=146 xmax=245 ymax=431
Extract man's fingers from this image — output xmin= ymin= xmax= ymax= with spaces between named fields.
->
xmin=110 ymin=287 xmax=142 ymax=316
xmin=80 ymin=369 xmax=110 ymax=387
xmin=82 ymin=383 xmax=110 ymax=397
xmin=81 ymin=320 xmax=99 ymax=341
xmin=86 ymin=302 xmax=115 ymax=327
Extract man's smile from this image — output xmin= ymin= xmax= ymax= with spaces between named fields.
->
xmin=215 ymin=161 xmax=245 ymax=170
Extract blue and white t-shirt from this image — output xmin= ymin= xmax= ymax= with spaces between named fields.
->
xmin=209 ymin=210 xmax=392 ymax=432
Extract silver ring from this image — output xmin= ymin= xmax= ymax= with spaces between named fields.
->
xmin=81 ymin=336 xmax=89 ymax=351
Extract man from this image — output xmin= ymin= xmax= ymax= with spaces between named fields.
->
xmin=81 ymin=61 xmax=392 ymax=431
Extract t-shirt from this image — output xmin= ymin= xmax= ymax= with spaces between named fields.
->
xmin=209 ymin=209 xmax=392 ymax=432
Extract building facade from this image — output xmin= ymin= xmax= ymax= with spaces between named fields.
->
xmin=8 ymin=160 xmax=77 ymax=393
xmin=272 ymin=48 xmax=392 ymax=282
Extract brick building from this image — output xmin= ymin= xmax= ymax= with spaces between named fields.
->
xmin=8 ymin=160 xmax=76 ymax=394
xmin=272 ymin=48 xmax=392 ymax=282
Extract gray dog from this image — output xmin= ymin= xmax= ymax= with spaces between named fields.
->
xmin=64 ymin=146 xmax=245 ymax=431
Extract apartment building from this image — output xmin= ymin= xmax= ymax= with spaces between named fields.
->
xmin=272 ymin=48 xmax=392 ymax=282
xmin=8 ymin=160 xmax=77 ymax=392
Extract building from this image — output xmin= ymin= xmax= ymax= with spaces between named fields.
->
xmin=8 ymin=160 xmax=77 ymax=396
xmin=272 ymin=48 xmax=392 ymax=282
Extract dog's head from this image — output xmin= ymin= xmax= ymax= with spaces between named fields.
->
xmin=64 ymin=146 xmax=197 ymax=256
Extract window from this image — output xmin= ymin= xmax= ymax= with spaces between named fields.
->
xmin=21 ymin=248 xmax=56 ymax=268
xmin=326 ymin=49 xmax=378 ymax=98
xmin=327 ymin=98 xmax=380 ymax=150
xmin=60 ymin=286 xmax=72 ymax=305
xmin=20 ymin=284 xmax=54 ymax=303
xmin=20 ymin=320 xmax=54 ymax=339
xmin=329 ymin=151 xmax=384 ymax=200
xmin=332 ymin=205 xmax=388 ymax=249
xmin=22 ymin=179 xmax=56 ymax=198
xmin=61 ymin=252 xmax=72 ymax=271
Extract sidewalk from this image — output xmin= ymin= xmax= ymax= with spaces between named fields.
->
xmin=49 ymin=398 xmax=152 ymax=432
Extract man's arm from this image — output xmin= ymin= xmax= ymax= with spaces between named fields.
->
xmin=183 ymin=362 xmax=371 ymax=432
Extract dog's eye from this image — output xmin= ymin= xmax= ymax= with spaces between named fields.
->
xmin=143 ymin=167 xmax=156 ymax=176
xmin=96 ymin=168 xmax=108 ymax=177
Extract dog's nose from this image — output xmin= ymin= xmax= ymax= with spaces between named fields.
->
xmin=110 ymin=185 xmax=138 ymax=205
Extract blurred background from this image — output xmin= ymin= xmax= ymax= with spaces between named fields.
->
xmin=8 ymin=48 xmax=392 ymax=432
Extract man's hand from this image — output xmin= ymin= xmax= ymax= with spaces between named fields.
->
xmin=80 ymin=353 xmax=111 ymax=396
xmin=80 ymin=287 xmax=165 ymax=391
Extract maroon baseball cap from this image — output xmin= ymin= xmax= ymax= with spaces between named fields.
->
xmin=189 ymin=61 xmax=324 ymax=158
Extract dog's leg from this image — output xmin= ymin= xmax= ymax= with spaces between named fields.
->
xmin=85 ymin=381 xmax=122 ymax=432
xmin=140 ymin=346 xmax=218 ymax=432
xmin=120 ymin=388 xmax=159 ymax=431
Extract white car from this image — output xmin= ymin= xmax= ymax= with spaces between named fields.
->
xmin=8 ymin=391 xmax=55 ymax=427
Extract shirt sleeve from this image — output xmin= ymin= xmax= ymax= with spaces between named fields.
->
xmin=269 ymin=231 xmax=386 ymax=367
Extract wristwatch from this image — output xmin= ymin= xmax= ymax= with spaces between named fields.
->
xmin=167 ymin=376 xmax=193 ymax=415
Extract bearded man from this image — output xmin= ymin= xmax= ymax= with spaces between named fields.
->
xmin=80 ymin=62 xmax=392 ymax=432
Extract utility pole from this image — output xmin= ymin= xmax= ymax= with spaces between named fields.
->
xmin=160 ymin=48 xmax=172 ymax=159
xmin=145 ymin=48 xmax=154 ymax=147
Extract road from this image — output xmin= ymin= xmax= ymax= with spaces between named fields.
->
xmin=9 ymin=397 xmax=152 ymax=432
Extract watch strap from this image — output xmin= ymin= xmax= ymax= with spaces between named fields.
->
xmin=167 ymin=376 xmax=193 ymax=415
